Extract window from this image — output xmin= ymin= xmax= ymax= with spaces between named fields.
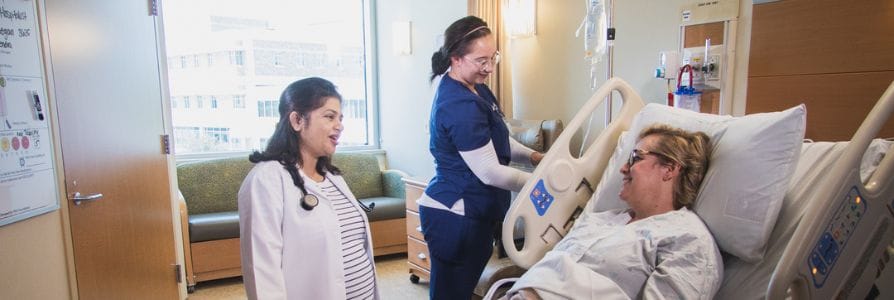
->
xmin=163 ymin=0 xmax=377 ymax=156
xmin=171 ymin=97 xmax=178 ymax=109
xmin=174 ymin=127 xmax=201 ymax=151
xmin=257 ymin=100 xmax=277 ymax=118
xmin=233 ymin=95 xmax=245 ymax=109
xmin=230 ymin=50 xmax=244 ymax=66
xmin=205 ymin=127 xmax=230 ymax=144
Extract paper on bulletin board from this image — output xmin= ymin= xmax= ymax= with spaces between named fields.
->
xmin=0 ymin=0 xmax=60 ymax=227
xmin=680 ymin=0 xmax=740 ymax=25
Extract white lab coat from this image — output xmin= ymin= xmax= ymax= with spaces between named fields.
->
xmin=238 ymin=161 xmax=379 ymax=300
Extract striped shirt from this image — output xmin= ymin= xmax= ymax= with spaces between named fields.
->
xmin=320 ymin=178 xmax=377 ymax=299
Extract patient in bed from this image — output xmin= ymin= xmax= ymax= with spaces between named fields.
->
xmin=504 ymin=124 xmax=723 ymax=300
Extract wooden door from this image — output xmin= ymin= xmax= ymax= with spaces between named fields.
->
xmin=44 ymin=0 xmax=180 ymax=299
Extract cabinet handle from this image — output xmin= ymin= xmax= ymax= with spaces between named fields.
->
xmin=415 ymin=226 xmax=422 ymax=232
xmin=417 ymin=253 xmax=427 ymax=260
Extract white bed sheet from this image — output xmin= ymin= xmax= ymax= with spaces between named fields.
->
xmin=716 ymin=139 xmax=893 ymax=299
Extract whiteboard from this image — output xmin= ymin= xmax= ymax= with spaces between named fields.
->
xmin=0 ymin=0 xmax=60 ymax=227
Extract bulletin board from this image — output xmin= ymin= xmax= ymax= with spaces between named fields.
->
xmin=0 ymin=0 xmax=60 ymax=227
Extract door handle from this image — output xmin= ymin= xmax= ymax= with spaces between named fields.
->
xmin=71 ymin=192 xmax=103 ymax=206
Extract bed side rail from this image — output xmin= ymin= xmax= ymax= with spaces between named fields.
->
xmin=502 ymin=78 xmax=645 ymax=269
xmin=768 ymin=81 xmax=894 ymax=299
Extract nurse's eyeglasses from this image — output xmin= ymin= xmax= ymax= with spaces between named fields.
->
xmin=464 ymin=51 xmax=501 ymax=70
xmin=627 ymin=149 xmax=678 ymax=167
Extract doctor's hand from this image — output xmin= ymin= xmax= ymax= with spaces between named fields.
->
xmin=530 ymin=152 xmax=544 ymax=166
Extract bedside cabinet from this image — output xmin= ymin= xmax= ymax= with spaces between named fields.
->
xmin=402 ymin=177 xmax=430 ymax=284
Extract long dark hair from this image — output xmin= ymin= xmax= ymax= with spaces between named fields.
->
xmin=430 ymin=16 xmax=491 ymax=82
xmin=249 ymin=77 xmax=342 ymax=196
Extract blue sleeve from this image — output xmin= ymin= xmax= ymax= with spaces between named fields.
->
xmin=438 ymin=98 xmax=491 ymax=152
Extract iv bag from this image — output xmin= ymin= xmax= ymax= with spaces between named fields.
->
xmin=577 ymin=0 xmax=607 ymax=63
xmin=576 ymin=0 xmax=608 ymax=89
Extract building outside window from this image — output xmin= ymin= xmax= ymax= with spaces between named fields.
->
xmin=163 ymin=0 xmax=376 ymax=156
xmin=230 ymin=50 xmax=244 ymax=66
xmin=257 ymin=100 xmax=277 ymax=118
xmin=205 ymin=127 xmax=230 ymax=144
xmin=174 ymin=127 xmax=201 ymax=151
xmin=233 ymin=95 xmax=245 ymax=109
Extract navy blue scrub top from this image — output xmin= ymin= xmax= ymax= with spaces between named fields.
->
xmin=426 ymin=75 xmax=511 ymax=222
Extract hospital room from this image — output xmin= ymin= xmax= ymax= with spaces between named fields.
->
xmin=2 ymin=0 xmax=893 ymax=299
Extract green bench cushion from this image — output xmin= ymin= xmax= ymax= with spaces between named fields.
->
xmin=331 ymin=153 xmax=384 ymax=199
xmin=178 ymin=157 xmax=253 ymax=215
xmin=188 ymin=211 xmax=240 ymax=243
xmin=360 ymin=196 xmax=407 ymax=222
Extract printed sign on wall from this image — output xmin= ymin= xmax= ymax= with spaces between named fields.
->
xmin=0 ymin=0 xmax=60 ymax=227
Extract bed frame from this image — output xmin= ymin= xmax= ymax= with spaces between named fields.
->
xmin=493 ymin=79 xmax=894 ymax=299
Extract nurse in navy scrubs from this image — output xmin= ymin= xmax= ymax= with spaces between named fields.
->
xmin=419 ymin=16 xmax=544 ymax=300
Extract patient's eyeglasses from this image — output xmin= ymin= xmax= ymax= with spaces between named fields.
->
xmin=464 ymin=51 xmax=501 ymax=70
xmin=627 ymin=149 xmax=676 ymax=167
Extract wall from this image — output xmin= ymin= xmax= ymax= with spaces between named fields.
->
xmin=0 ymin=1 xmax=73 ymax=298
xmin=746 ymin=0 xmax=894 ymax=141
xmin=0 ymin=213 xmax=71 ymax=298
xmin=376 ymin=0 xmax=467 ymax=180
xmin=509 ymin=0 xmax=689 ymax=152
xmin=509 ymin=0 xmax=755 ymax=151
xmin=511 ymin=0 xmax=753 ymax=122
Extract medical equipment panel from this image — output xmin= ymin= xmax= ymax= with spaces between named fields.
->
xmin=809 ymin=186 xmax=866 ymax=287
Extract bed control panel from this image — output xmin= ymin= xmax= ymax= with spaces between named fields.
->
xmin=809 ymin=186 xmax=866 ymax=288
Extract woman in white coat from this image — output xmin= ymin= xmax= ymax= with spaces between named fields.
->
xmin=238 ymin=77 xmax=378 ymax=299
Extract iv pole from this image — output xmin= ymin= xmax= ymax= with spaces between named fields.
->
xmin=579 ymin=0 xmax=615 ymax=156
xmin=603 ymin=0 xmax=614 ymax=126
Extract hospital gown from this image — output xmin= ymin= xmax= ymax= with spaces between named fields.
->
xmin=509 ymin=207 xmax=722 ymax=300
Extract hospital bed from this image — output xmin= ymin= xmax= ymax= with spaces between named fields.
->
xmin=485 ymin=78 xmax=894 ymax=299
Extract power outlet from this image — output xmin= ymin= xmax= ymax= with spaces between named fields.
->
xmin=706 ymin=54 xmax=721 ymax=81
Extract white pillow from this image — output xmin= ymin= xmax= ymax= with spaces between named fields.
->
xmin=589 ymin=103 xmax=806 ymax=262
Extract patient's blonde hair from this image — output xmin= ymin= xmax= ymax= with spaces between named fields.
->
xmin=638 ymin=124 xmax=711 ymax=209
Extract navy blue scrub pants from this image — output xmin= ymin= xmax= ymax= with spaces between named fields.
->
xmin=419 ymin=206 xmax=495 ymax=300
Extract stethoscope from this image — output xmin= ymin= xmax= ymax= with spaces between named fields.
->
xmin=299 ymin=183 xmax=375 ymax=213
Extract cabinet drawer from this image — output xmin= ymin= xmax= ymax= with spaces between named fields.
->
xmin=403 ymin=178 xmax=427 ymax=212
xmin=406 ymin=210 xmax=424 ymax=241
xmin=407 ymin=237 xmax=431 ymax=271
xmin=408 ymin=264 xmax=430 ymax=281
